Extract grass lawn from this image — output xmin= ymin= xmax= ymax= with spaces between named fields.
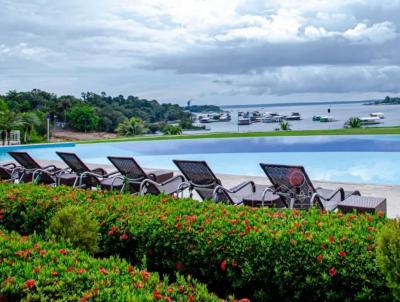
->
xmin=78 ymin=126 xmax=400 ymax=144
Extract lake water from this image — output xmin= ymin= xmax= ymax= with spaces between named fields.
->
xmin=194 ymin=103 xmax=400 ymax=132
xmin=2 ymin=135 xmax=400 ymax=185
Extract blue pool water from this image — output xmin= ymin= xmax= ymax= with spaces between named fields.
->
xmin=1 ymin=135 xmax=399 ymax=185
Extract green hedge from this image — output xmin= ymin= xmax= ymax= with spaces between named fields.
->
xmin=0 ymin=183 xmax=391 ymax=301
xmin=0 ymin=229 xmax=224 ymax=302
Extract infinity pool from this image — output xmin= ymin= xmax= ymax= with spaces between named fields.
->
xmin=1 ymin=135 xmax=400 ymax=185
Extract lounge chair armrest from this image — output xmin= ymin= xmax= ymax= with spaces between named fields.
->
xmin=310 ymin=192 xmax=341 ymax=210
xmin=231 ymin=180 xmax=256 ymax=194
xmin=140 ymin=178 xmax=161 ymax=196
xmin=79 ymin=171 xmax=104 ymax=179
xmin=161 ymin=174 xmax=185 ymax=185
xmin=212 ymin=185 xmax=243 ymax=205
xmin=104 ymin=170 xmax=120 ymax=178
xmin=2 ymin=163 xmax=16 ymax=168
xmin=42 ymin=164 xmax=58 ymax=170
xmin=91 ymin=168 xmax=107 ymax=176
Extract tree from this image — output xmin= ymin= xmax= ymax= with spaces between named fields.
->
xmin=347 ymin=117 xmax=362 ymax=128
xmin=162 ymin=125 xmax=182 ymax=135
xmin=21 ymin=112 xmax=41 ymax=143
xmin=0 ymin=110 xmax=23 ymax=144
xmin=116 ymin=117 xmax=146 ymax=136
xmin=67 ymin=105 xmax=99 ymax=132
xmin=280 ymin=120 xmax=291 ymax=131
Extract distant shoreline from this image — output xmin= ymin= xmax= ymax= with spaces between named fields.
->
xmin=221 ymin=99 xmax=378 ymax=109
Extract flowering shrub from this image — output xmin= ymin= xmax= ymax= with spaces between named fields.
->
xmin=0 ymin=229 xmax=225 ymax=301
xmin=0 ymin=183 xmax=392 ymax=301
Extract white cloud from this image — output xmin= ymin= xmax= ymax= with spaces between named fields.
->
xmin=344 ymin=21 xmax=397 ymax=43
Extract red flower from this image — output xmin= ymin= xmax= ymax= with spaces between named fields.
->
xmin=59 ymin=249 xmax=67 ymax=255
xmin=67 ymin=266 xmax=75 ymax=272
xmin=120 ymin=233 xmax=129 ymax=240
xmin=176 ymin=223 xmax=181 ymax=229
xmin=52 ymin=271 xmax=59 ymax=277
xmin=100 ymin=267 xmax=108 ymax=275
xmin=178 ymin=286 xmax=185 ymax=293
xmin=175 ymin=262 xmax=184 ymax=271
xmin=141 ymin=270 xmax=150 ymax=281
xmin=239 ymin=299 xmax=251 ymax=302
xmin=329 ymin=267 xmax=337 ymax=277
xmin=40 ymin=249 xmax=47 ymax=256
xmin=188 ymin=294 xmax=195 ymax=302
xmin=220 ymin=259 xmax=227 ymax=272
xmin=77 ymin=268 xmax=86 ymax=274
xmin=338 ymin=251 xmax=346 ymax=258
xmin=153 ymin=290 xmax=162 ymax=300
xmin=24 ymin=279 xmax=36 ymax=289
xmin=135 ymin=282 xmax=144 ymax=288
xmin=316 ymin=254 xmax=324 ymax=262
xmin=168 ymin=287 xmax=174 ymax=294
xmin=368 ymin=226 xmax=375 ymax=232
xmin=329 ymin=236 xmax=335 ymax=243
xmin=128 ymin=265 xmax=134 ymax=273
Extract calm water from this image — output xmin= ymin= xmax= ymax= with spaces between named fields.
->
xmin=195 ymin=103 xmax=400 ymax=132
xmin=1 ymin=135 xmax=400 ymax=185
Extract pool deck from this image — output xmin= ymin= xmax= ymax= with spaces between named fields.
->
xmin=3 ymin=159 xmax=400 ymax=218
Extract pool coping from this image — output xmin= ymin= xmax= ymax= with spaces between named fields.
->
xmin=0 ymin=142 xmax=75 ymax=151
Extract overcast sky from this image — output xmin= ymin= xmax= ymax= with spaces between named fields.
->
xmin=1 ymin=0 xmax=400 ymax=105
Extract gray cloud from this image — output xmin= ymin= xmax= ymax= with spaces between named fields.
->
xmin=0 ymin=0 xmax=399 ymax=104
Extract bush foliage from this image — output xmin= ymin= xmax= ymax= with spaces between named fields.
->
xmin=47 ymin=205 xmax=99 ymax=254
xmin=0 ymin=229 xmax=223 ymax=301
xmin=0 ymin=183 xmax=391 ymax=301
xmin=377 ymin=219 xmax=400 ymax=301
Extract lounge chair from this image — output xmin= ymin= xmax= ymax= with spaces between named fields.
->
xmin=0 ymin=162 xmax=22 ymax=182
xmin=8 ymin=151 xmax=63 ymax=185
xmin=56 ymin=152 xmax=118 ymax=189
xmin=259 ymin=163 xmax=361 ymax=210
xmin=173 ymin=159 xmax=258 ymax=205
xmin=107 ymin=156 xmax=175 ymax=193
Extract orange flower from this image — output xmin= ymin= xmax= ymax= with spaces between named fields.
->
xmin=99 ymin=267 xmax=108 ymax=275
xmin=316 ymin=254 xmax=324 ymax=262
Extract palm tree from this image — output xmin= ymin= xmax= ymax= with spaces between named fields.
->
xmin=0 ymin=110 xmax=24 ymax=145
xmin=280 ymin=120 xmax=291 ymax=131
xmin=116 ymin=117 xmax=146 ymax=136
xmin=21 ymin=112 xmax=41 ymax=143
xmin=162 ymin=125 xmax=183 ymax=135
xmin=347 ymin=117 xmax=362 ymax=128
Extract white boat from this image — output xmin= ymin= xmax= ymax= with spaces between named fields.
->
xmin=285 ymin=112 xmax=301 ymax=121
xmin=319 ymin=116 xmax=336 ymax=122
xmin=359 ymin=117 xmax=382 ymax=125
xmin=238 ymin=118 xmax=251 ymax=125
xmin=262 ymin=112 xmax=286 ymax=123
xmin=370 ymin=112 xmax=385 ymax=119
xmin=199 ymin=117 xmax=211 ymax=123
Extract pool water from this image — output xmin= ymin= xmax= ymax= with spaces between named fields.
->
xmin=1 ymin=135 xmax=399 ymax=185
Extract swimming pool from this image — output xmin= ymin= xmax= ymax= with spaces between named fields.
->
xmin=1 ymin=135 xmax=399 ymax=185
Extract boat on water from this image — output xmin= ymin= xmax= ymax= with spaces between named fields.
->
xmin=370 ymin=112 xmax=385 ymax=119
xmin=285 ymin=112 xmax=301 ymax=121
xmin=262 ymin=112 xmax=286 ymax=123
xmin=238 ymin=118 xmax=251 ymax=125
xmin=319 ymin=116 xmax=336 ymax=122
xmin=359 ymin=116 xmax=382 ymax=125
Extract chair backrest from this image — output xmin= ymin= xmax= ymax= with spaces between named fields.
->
xmin=173 ymin=160 xmax=222 ymax=201
xmin=107 ymin=157 xmax=147 ymax=180
xmin=8 ymin=152 xmax=41 ymax=170
xmin=260 ymin=163 xmax=317 ymax=209
xmin=56 ymin=152 xmax=90 ymax=174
